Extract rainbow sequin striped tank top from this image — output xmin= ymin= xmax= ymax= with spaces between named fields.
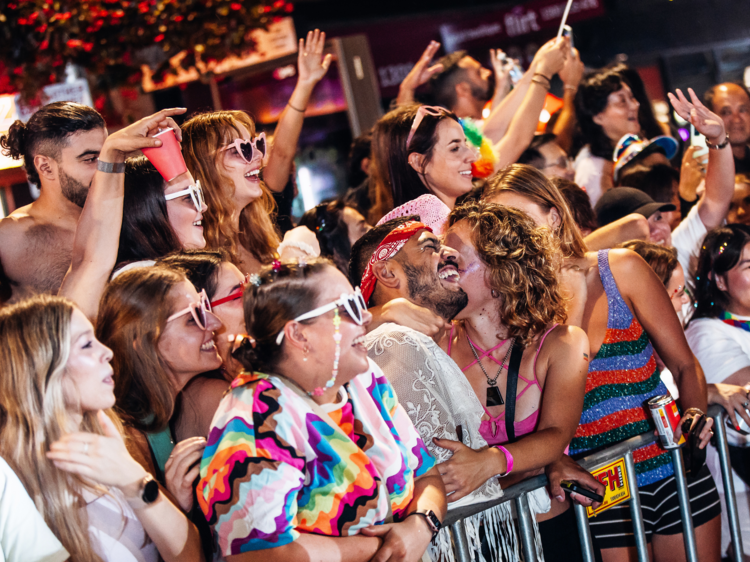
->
xmin=569 ymin=250 xmax=673 ymax=487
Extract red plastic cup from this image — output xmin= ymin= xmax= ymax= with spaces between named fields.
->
xmin=141 ymin=128 xmax=187 ymax=182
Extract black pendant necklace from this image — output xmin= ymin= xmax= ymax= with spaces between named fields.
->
xmin=467 ymin=334 xmax=515 ymax=407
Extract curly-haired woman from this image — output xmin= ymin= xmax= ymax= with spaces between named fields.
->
xmin=433 ymin=201 xmax=593 ymax=561
xmin=485 ymin=164 xmax=720 ymax=562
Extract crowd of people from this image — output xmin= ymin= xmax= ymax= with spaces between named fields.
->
xmin=1 ymin=25 xmax=750 ymax=562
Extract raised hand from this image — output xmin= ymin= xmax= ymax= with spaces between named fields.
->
xmin=396 ymin=41 xmax=445 ymax=106
xmin=100 ymin=107 xmax=187 ymax=160
xmin=668 ymin=88 xmax=726 ymax=143
xmin=559 ymin=47 xmax=584 ymax=90
xmin=489 ymin=49 xmax=513 ymax=93
xmin=679 ymin=145 xmax=708 ymax=201
xmin=46 ymin=411 xmax=148 ymax=493
xmin=164 ymin=437 xmax=206 ymax=513
xmin=535 ymin=36 xmax=570 ymax=80
xmin=297 ymin=29 xmax=332 ymax=86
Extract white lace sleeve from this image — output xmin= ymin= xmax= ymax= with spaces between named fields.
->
xmin=366 ymin=326 xmax=461 ymax=465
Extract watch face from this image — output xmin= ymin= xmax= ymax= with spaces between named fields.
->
xmin=142 ymin=478 xmax=160 ymax=504
xmin=426 ymin=511 xmax=442 ymax=531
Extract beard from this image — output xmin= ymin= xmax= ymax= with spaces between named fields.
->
xmin=59 ymin=167 xmax=89 ymax=208
xmin=401 ymin=261 xmax=468 ymax=321
xmin=471 ymin=72 xmax=495 ymax=103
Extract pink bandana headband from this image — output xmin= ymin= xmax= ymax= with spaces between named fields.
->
xmin=360 ymin=220 xmax=431 ymax=302
xmin=377 ymin=194 xmax=450 ymax=236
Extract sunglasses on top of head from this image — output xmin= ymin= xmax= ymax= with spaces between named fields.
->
xmin=220 ymin=132 xmax=267 ymax=164
xmin=167 ymin=289 xmax=213 ymax=330
xmin=164 ymin=181 xmax=205 ymax=213
xmin=275 ymin=287 xmax=368 ymax=345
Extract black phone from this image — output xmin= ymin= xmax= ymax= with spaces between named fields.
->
xmin=560 ymin=480 xmax=604 ymax=503
xmin=682 ymin=414 xmax=707 ymax=476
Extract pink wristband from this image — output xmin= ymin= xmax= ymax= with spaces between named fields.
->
xmin=496 ymin=445 xmax=513 ymax=477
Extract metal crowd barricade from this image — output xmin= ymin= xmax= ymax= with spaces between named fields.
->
xmin=443 ymin=404 xmax=744 ymax=562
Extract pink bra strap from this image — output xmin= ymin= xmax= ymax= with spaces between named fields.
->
xmin=462 ymin=332 xmax=509 ymax=372
xmin=531 ymin=323 xmax=559 ymax=388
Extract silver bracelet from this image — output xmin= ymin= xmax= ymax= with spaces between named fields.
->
xmin=277 ymin=240 xmax=317 ymax=258
xmin=705 ymin=134 xmax=729 ymax=150
xmin=97 ymin=159 xmax=126 ymax=174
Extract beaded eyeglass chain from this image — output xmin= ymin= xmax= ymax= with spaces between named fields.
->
xmin=309 ymin=308 xmax=341 ymax=396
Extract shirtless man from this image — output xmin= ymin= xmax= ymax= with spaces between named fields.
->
xmin=0 ymin=102 xmax=106 ymax=303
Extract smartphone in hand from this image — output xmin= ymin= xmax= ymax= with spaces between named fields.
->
xmin=562 ymin=25 xmax=575 ymax=54
xmin=560 ymin=479 xmax=604 ymax=503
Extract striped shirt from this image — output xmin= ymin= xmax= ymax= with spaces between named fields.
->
xmin=570 ymin=250 xmax=673 ymax=487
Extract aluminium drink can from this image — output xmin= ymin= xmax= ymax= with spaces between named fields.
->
xmin=648 ymin=394 xmax=685 ymax=449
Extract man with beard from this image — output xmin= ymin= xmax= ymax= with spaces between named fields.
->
xmin=0 ymin=102 xmax=106 ymax=303
xmin=349 ymin=216 xmax=476 ymax=464
xmin=350 ymin=215 xmax=548 ymax=561
xmin=407 ymin=39 xmax=568 ymax=170
xmin=427 ymin=50 xmax=497 ymax=121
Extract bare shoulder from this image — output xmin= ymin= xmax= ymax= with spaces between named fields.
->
xmin=545 ymin=324 xmax=589 ymax=355
xmin=0 ymin=205 xmax=35 ymax=246
xmin=0 ymin=205 xmax=76 ymax=298
xmin=607 ymin=248 xmax=654 ymax=286
xmin=0 ymin=204 xmax=66 ymax=257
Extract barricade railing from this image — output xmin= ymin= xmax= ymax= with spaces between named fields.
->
xmin=443 ymin=404 xmax=744 ymax=562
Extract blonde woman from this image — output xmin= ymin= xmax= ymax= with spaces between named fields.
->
xmin=182 ymin=30 xmax=330 ymax=273
xmin=0 ymin=295 xmax=203 ymax=562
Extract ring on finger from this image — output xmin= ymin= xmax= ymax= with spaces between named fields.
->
xmin=744 ymin=401 xmax=749 ymax=408
xmin=83 ymin=442 xmax=90 ymax=455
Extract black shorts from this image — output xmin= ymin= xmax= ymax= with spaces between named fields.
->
xmin=588 ymin=464 xmax=721 ymax=550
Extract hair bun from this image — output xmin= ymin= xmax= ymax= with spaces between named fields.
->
xmin=0 ymin=120 xmax=27 ymax=160
xmin=231 ymin=334 xmax=259 ymax=371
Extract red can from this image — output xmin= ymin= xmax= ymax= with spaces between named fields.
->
xmin=648 ymin=394 xmax=685 ymax=449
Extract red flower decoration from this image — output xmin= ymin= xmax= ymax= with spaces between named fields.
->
xmin=1 ymin=0 xmax=295 ymax=99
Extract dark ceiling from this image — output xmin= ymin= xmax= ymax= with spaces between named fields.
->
xmin=292 ymin=0 xmax=517 ymax=30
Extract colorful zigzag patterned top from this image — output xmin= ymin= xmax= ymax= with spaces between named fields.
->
xmin=569 ymin=250 xmax=673 ymax=487
xmin=197 ymin=358 xmax=435 ymax=556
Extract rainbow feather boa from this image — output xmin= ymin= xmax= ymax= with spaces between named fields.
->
xmin=460 ymin=118 xmax=497 ymax=178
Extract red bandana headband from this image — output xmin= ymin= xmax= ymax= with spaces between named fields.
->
xmin=360 ymin=220 xmax=432 ymax=303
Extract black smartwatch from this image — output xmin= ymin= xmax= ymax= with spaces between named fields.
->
xmin=407 ymin=509 xmax=442 ymax=539
xmin=126 ymin=474 xmax=160 ymax=509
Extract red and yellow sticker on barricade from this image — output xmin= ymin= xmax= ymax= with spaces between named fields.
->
xmin=587 ymin=457 xmax=631 ymax=518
